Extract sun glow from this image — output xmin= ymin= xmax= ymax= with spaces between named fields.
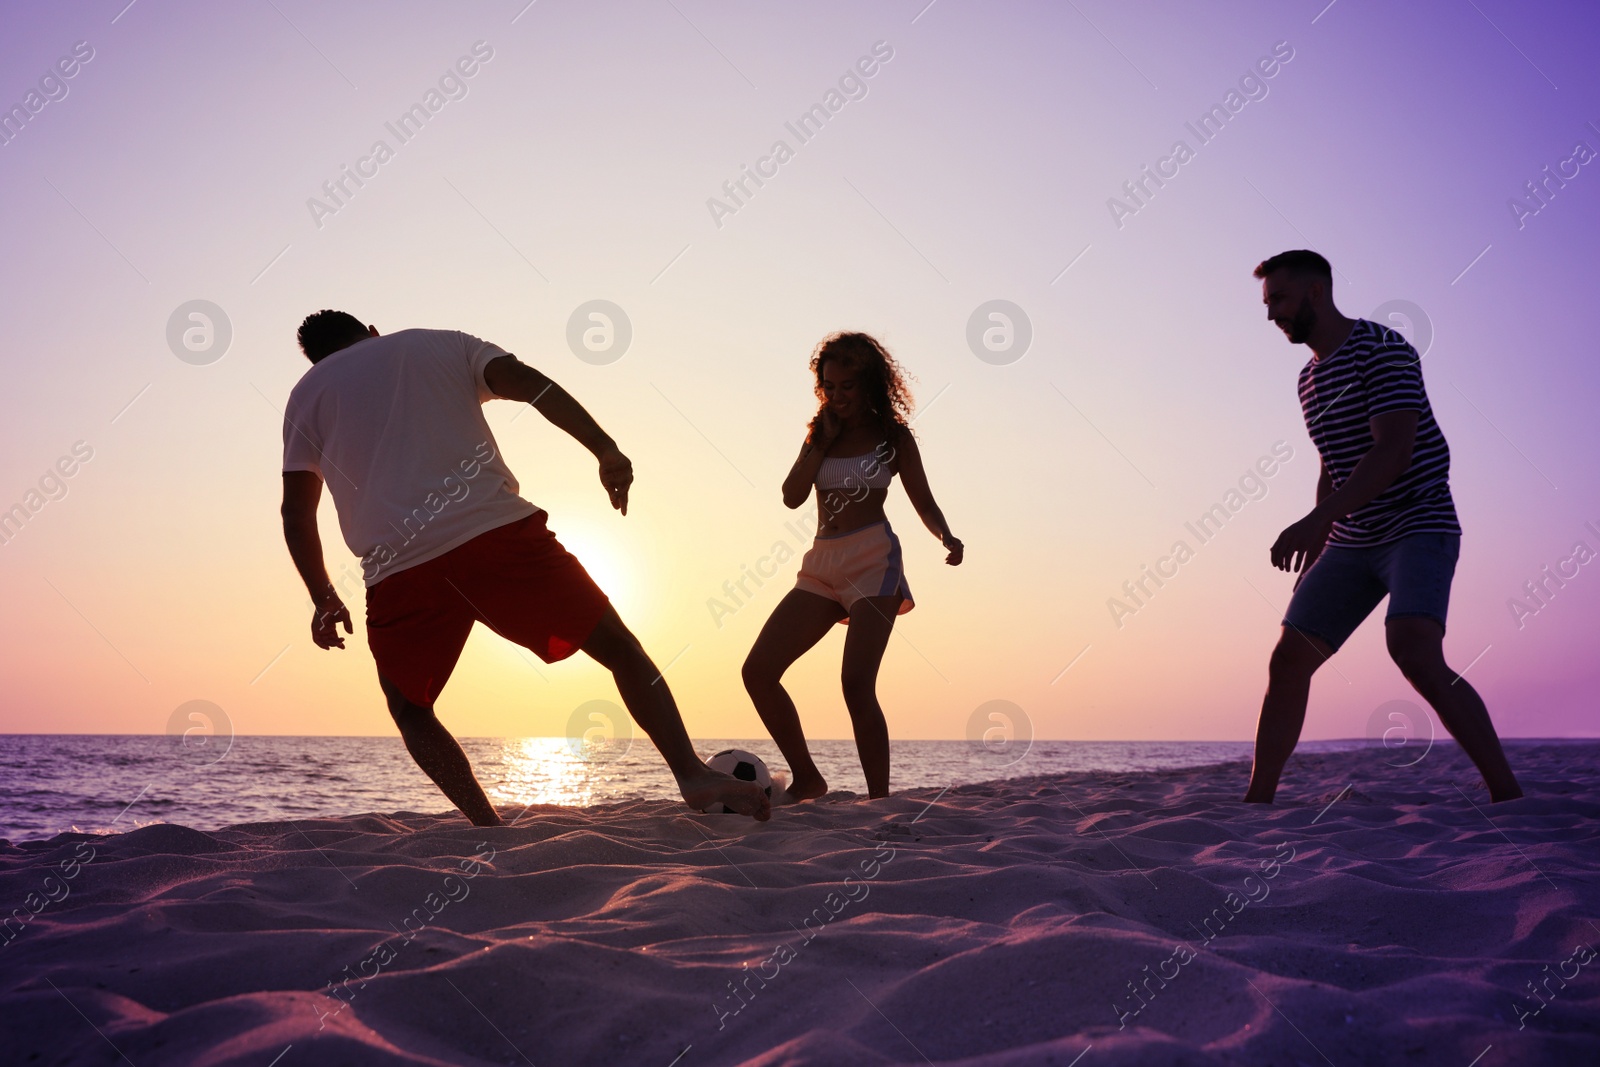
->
xmin=488 ymin=736 xmax=669 ymax=811
xmin=546 ymin=516 xmax=642 ymax=618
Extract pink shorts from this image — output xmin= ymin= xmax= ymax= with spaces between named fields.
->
xmin=793 ymin=520 xmax=914 ymax=624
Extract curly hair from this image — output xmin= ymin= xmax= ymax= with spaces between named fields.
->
xmin=807 ymin=332 xmax=915 ymax=443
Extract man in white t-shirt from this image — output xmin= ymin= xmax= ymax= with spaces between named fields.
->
xmin=280 ymin=310 xmax=770 ymax=824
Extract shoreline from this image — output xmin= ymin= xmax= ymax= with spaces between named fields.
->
xmin=2 ymin=738 xmax=1594 ymax=846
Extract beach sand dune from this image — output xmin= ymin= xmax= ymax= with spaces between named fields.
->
xmin=2 ymin=743 xmax=1597 ymax=1065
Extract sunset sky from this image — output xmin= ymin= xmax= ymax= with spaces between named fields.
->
xmin=1 ymin=0 xmax=1595 ymax=746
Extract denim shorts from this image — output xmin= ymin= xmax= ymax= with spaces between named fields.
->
xmin=1282 ymin=532 xmax=1460 ymax=652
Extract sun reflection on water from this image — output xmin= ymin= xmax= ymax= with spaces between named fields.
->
xmin=487 ymin=736 xmax=660 ymax=811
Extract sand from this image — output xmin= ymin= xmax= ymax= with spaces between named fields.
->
xmin=2 ymin=742 xmax=1597 ymax=1066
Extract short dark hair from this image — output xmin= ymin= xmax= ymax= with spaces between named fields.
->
xmin=1253 ymin=249 xmax=1332 ymax=281
xmin=297 ymin=309 xmax=369 ymax=363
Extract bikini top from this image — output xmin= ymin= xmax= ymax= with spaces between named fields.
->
xmin=815 ymin=442 xmax=894 ymax=491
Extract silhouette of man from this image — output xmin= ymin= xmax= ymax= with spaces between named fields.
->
xmin=1246 ymin=251 xmax=1521 ymax=803
xmin=279 ymin=312 xmax=769 ymax=824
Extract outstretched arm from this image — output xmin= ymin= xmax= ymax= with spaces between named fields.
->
xmin=1272 ymin=411 xmax=1417 ymax=572
xmin=892 ymin=431 xmax=962 ymax=565
xmin=281 ymin=471 xmax=352 ymax=649
xmin=482 ymin=354 xmax=633 ymax=514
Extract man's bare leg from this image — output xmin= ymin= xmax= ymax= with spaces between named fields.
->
xmin=582 ymin=606 xmax=771 ymax=820
xmin=1244 ymin=627 xmax=1334 ymax=803
xmin=378 ymin=673 xmax=503 ymax=826
xmin=1385 ymin=617 xmax=1523 ymax=802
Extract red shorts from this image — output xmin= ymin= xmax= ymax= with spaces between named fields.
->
xmin=366 ymin=512 xmax=610 ymax=707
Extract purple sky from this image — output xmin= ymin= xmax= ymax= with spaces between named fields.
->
xmin=0 ymin=1 xmax=1595 ymax=743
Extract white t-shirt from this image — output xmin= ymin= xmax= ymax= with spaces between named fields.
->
xmin=282 ymin=328 xmax=540 ymax=586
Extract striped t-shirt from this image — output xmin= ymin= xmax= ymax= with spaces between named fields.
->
xmin=1297 ymin=319 xmax=1461 ymax=546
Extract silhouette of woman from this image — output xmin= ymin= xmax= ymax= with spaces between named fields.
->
xmin=741 ymin=333 xmax=962 ymax=800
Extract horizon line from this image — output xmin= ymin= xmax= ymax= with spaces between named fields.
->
xmin=1 ymin=732 xmax=1594 ymax=742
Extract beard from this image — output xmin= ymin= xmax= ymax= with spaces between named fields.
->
xmin=1278 ymin=297 xmax=1316 ymax=345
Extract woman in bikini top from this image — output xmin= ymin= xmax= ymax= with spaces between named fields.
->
xmin=741 ymin=331 xmax=963 ymax=802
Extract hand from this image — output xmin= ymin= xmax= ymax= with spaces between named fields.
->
xmin=816 ymin=408 xmax=842 ymax=446
xmin=1270 ymin=513 xmax=1331 ymax=574
xmin=942 ymin=534 xmax=964 ymax=566
xmin=598 ymin=447 xmax=633 ymax=515
xmin=312 ymin=599 xmax=352 ymax=649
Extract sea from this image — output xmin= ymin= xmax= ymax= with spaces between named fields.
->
xmin=0 ymin=734 xmax=1386 ymax=842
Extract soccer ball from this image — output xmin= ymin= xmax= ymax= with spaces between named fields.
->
xmin=702 ymin=748 xmax=773 ymax=813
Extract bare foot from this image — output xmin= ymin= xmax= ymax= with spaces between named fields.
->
xmin=680 ymin=770 xmax=771 ymax=821
xmin=776 ymin=772 xmax=828 ymax=805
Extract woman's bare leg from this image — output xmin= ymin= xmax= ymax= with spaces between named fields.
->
xmin=840 ymin=595 xmax=902 ymax=799
xmin=742 ymin=589 xmax=846 ymax=801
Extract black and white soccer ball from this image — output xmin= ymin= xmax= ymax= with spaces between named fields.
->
xmin=701 ymin=748 xmax=773 ymax=813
